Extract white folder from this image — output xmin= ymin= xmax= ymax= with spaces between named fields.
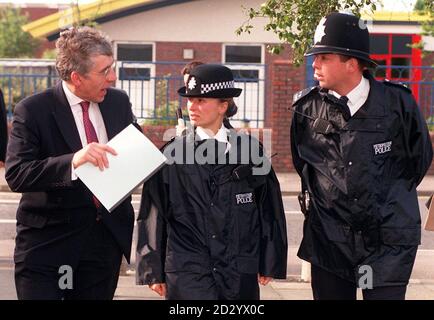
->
xmin=75 ymin=124 xmax=167 ymax=212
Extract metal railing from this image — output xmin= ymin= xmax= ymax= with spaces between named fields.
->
xmin=116 ymin=61 xmax=266 ymax=128
xmin=1 ymin=62 xmax=432 ymax=128
xmin=0 ymin=72 xmax=59 ymax=115
xmin=0 ymin=60 xmax=267 ymax=128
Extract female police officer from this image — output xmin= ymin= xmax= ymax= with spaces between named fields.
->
xmin=136 ymin=64 xmax=288 ymax=300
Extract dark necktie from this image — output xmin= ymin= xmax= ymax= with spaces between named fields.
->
xmin=80 ymin=101 xmax=101 ymax=210
xmin=80 ymin=101 xmax=99 ymax=144
xmin=337 ymin=96 xmax=351 ymax=121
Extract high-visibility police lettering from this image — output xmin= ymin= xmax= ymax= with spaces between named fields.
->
xmin=236 ymin=193 xmax=253 ymax=205
xmin=373 ymin=141 xmax=392 ymax=155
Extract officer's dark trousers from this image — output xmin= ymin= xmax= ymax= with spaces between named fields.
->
xmin=311 ymin=265 xmax=407 ymax=300
xmin=15 ymin=220 xmax=123 ymax=300
xmin=166 ymin=272 xmax=259 ymax=300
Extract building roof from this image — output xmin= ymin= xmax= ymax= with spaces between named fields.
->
xmin=22 ymin=0 xmax=193 ymax=40
xmin=361 ymin=10 xmax=430 ymax=25
xmin=22 ymin=0 xmax=431 ymax=40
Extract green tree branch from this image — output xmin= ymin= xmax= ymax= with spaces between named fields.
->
xmin=236 ymin=0 xmax=381 ymax=66
xmin=0 ymin=6 xmax=39 ymax=58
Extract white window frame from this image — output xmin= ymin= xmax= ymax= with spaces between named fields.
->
xmin=222 ymin=44 xmax=265 ymax=128
xmin=114 ymin=42 xmax=156 ymax=119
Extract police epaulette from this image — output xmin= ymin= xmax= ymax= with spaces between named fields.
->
xmin=292 ymin=86 xmax=318 ymax=106
xmin=383 ymin=79 xmax=412 ymax=93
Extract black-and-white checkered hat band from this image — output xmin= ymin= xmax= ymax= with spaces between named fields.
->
xmin=177 ymin=64 xmax=242 ymax=98
xmin=201 ymin=81 xmax=235 ymax=94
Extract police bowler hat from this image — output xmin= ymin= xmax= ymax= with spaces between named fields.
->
xmin=178 ymin=64 xmax=242 ymax=98
xmin=305 ymin=12 xmax=377 ymax=67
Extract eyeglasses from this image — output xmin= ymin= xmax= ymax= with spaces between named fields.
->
xmin=89 ymin=60 xmax=117 ymax=78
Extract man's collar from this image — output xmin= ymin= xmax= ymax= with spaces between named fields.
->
xmin=329 ymin=76 xmax=369 ymax=106
xmin=62 ymin=81 xmax=84 ymax=107
xmin=346 ymin=76 xmax=369 ymax=107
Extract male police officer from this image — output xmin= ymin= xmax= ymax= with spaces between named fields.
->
xmin=291 ymin=12 xmax=433 ymax=300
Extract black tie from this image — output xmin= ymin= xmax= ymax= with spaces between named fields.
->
xmin=337 ymin=96 xmax=351 ymax=121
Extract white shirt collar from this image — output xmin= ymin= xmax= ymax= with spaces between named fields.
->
xmin=196 ymin=124 xmax=228 ymax=142
xmin=62 ymin=81 xmax=84 ymax=106
xmin=330 ymin=76 xmax=370 ymax=116
xmin=196 ymin=124 xmax=231 ymax=153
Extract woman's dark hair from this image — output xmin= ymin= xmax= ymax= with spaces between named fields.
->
xmin=220 ymin=98 xmax=238 ymax=118
xmin=181 ymin=61 xmax=204 ymax=76
xmin=220 ymin=98 xmax=237 ymax=129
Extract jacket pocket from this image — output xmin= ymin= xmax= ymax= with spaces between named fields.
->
xmin=380 ymin=227 xmax=420 ymax=245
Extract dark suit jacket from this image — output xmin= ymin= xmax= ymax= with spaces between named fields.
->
xmin=5 ymin=82 xmax=136 ymax=266
xmin=0 ymin=88 xmax=7 ymax=162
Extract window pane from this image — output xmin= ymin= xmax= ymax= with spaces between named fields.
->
xmin=225 ymin=45 xmax=261 ymax=63
xmin=117 ymin=44 xmax=153 ymax=61
xmin=392 ymin=35 xmax=412 ymax=55
xmin=373 ymin=59 xmax=387 ymax=78
xmin=370 ymin=35 xmax=389 ymax=54
xmin=118 ymin=67 xmax=150 ymax=80
xmin=391 ymin=57 xmax=410 ymax=79
xmin=231 ymin=69 xmax=259 ymax=80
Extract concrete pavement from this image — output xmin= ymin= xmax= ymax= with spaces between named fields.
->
xmin=1 ymin=237 xmax=434 ymax=300
xmin=114 ymin=275 xmax=434 ymax=300
xmin=1 ymin=166 xmax=434 ymax=300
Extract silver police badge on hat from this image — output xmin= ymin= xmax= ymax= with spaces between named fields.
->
xmin=188 ymin=77 xmax=197 ymax=90
xmin=314 ymin=17 xmax=327 ymax=44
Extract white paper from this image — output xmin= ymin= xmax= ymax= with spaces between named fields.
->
xmin=75 ymin=124 xmax=167 ymax=212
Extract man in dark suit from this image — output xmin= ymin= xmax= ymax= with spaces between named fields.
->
xmin=5 ymin=27 xmax=137 ymax=300
xmin=0 ymin=88 xmax=7 ymax=166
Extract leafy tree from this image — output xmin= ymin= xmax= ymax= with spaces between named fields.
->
xmin=414 ymin=0 xmax=433 ymax=12
xmin=236 ymin=0 xmax=380 ymax=66
xmin=143 ymin=76 xmax=178 ymax=126
xmin=413 ymin=0 xmax=434 ymax=58
xmin=61 ymin=0 xmax=103 ymax=29
xmin=0 ymin=6 xmax=39 ymax=58
xmin=414 ymin=0 xmax=425 ymax=11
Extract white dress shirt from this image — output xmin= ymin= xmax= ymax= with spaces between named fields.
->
xmin=62 ymin=81 xmax=108 ymax=146
xmin=196 ymin=124 xmax=231 ymax=154
xmin=62 ymin=81 xmax=109 ymax=179
xmin=330 ymin=76 xmax=370 ymax=117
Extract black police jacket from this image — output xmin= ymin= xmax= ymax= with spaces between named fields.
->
xmin=136 ymin=130 xmax=288 ymax=299
xmin=291 ymin=73 xmax=433 ymax=287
